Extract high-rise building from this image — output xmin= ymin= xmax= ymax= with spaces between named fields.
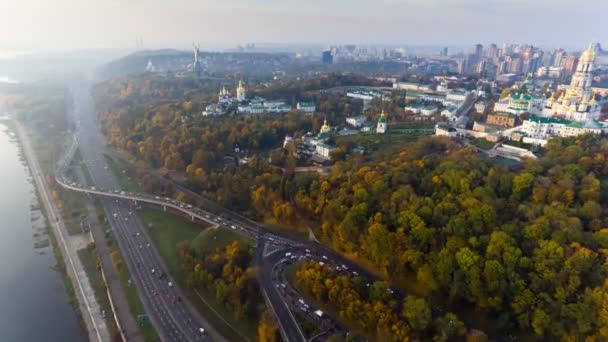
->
xmin=508 ymin=58 xmax=522 ymax=74
xmin=441 ymin=47 xmax=448 ymax=57
xmin=322 ymin=50 xmax=333 ymax=64
xmin=553 ymin=49 xmax=565 ymax=67
xmin=561 ymin=55 xmax=578 ymax=77
xmin=475 ymin=44 xmax=484 ymax=59
xmin=487 ymin=44 xmax=498 ymax=59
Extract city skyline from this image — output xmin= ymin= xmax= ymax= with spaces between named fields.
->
xmin=1 ymin=0 xmax=607 ymax=52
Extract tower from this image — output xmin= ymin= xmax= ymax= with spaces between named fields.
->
xmin=569 ymin=43 xmax=595 ymax=92
xmin=236 ymin=80 xmax=246 ymax=102
xmin=377 ymin=109 xmax=387 ymax=134
xmin=192 ymin=43 xmax=202 ymax=75
xmin=320 ymin=118 xmax=331 ymax=135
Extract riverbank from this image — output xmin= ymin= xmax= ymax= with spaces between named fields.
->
xmin=13 ymin=119 xmax=110 ymax=342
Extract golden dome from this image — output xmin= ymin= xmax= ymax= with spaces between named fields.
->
xmin=581 ymin=42 xmax=596 ymax=59
xmin=320 ymin=118 xmax=330 ymax=133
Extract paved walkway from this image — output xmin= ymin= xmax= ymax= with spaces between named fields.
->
xmin=76 ymin=169 xmax=144 ymax=342
xmin=16 ymin=122 xmax=111 ymax=342
xmin=71 ymin=234 xmax=93 ymax=250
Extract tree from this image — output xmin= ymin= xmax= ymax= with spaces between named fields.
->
xmin=258 ymin=310 xmax=279 ymax=342
xmin=403 ymin=295 xmax=431 ymax=333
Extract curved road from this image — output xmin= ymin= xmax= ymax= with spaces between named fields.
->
xmin=58 ymin=82 xmax=391 ymax=342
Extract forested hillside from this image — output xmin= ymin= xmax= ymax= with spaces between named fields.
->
xmin=94 ymin=76 xmax=608 ymax=340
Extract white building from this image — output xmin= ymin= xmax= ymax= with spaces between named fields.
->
xmin=345 ymin=115 xmax=367 ymax=128
xmin=494 ymin=93 xmax=545 ymax=115
xmin=145 ymin=59 xmax=156 ymax=72
xmin=536 ymin=66 xmax=562 ymax=79
xmin=238 ymin=97 xmax=291 ymax=114
xmin=446 ymin=89 xmax=468 ymax=102
xmin=393 ymin=82 xmax=431 ymax=92
xmin=202 ymin=103 xmax=224 ymax=116
xmin=315 ymin=143 xmax=336 ymax=160
xmin=404 ymin=103 xmax=438 ymax=116
xmin=296 ymin=101 xmax=316 ymax=114
xmin=542 ymin=43 xmax=601 ymax=121
xmin=347 ymin=89 xmax=387 ymax=102
xmin=521 ymin=115 xmax=603 ymax=140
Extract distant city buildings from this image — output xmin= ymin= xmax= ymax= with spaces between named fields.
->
xmin=322 ymin=50 xmax=333 ymax=64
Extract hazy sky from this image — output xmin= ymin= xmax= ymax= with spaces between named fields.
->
xmin=1 ymin=0 xmax=606 ymax=52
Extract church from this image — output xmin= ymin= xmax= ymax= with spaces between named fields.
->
xmin=542 ymin=43 xmax=601 ymax=122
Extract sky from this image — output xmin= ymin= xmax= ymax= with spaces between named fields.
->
xmin=0 ymin=0 xmax=606 ymax=52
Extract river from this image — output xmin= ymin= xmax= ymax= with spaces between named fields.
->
xmin=0 ymin=123 xmax=86 ymax=341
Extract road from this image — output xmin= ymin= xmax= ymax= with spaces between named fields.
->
xmin=66 ymin=85 xmax=222 ymax=342
xmin=56 ymin=81 xmax=403 ymax=342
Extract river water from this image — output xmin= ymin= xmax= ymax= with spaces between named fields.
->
xmin=0 ymin=123 xmax=86 ymax=341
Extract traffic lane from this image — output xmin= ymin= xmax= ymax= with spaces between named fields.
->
xmin=110 ymin=199 xmax=207 ymax=342
xmin=257 ymin=240 xmax=307 ymax=342
xmin=103 ymin=199 xmax=187 ymax=341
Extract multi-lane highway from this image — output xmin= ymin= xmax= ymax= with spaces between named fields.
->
xmin=63 ymin=85 xmax=222 ymax=342
xmin=56 ymin=81 xmax=392 ymax=342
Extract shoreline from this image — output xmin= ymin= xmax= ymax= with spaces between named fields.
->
xmin=12 ymin=118 xmax=110 ymax=342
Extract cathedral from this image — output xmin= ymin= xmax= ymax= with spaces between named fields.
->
xmin=542 ymin=43 xmax=600 ymax=122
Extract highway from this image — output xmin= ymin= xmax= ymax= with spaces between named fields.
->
xmin=62 ymin=85 xmax=221 ymax=342
xmin=56 ymin=82 xmax=394 ymax=342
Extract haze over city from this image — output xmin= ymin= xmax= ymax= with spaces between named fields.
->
xmin=2 ymin=1 xmax=608 ymax=341
xmin=1 ymin=0 xmax=607 ymax=52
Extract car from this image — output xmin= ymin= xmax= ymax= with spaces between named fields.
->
xmin=199 ymin=328 xmax=205 ymax=334
xmin=147 ymin=243 xmax=151 ymax=248
xmin=136 ymin=232 xmax=140 ymax=236
xmin=231 ymin=225 xmax=236 ymax=230
xmin=113 ymin=213 xmax=118 ymax=218
xmin=322 ymin=255 xmax=328 ymax=260
xmin=285 ymin=252 xmax=292 ymax=257
xmin=155 ymin=196 xmax=160 ymax=200
xmin=151 ymin=268 xmax=156 ymax=274
xmin=168 ymin=281 xmax=173 ymax=287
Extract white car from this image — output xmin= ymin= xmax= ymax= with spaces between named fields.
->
xmin=168 ymin=282 xmax=173 ymax=287
xmin=151 ymin=268 xmax=155 ymax=274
